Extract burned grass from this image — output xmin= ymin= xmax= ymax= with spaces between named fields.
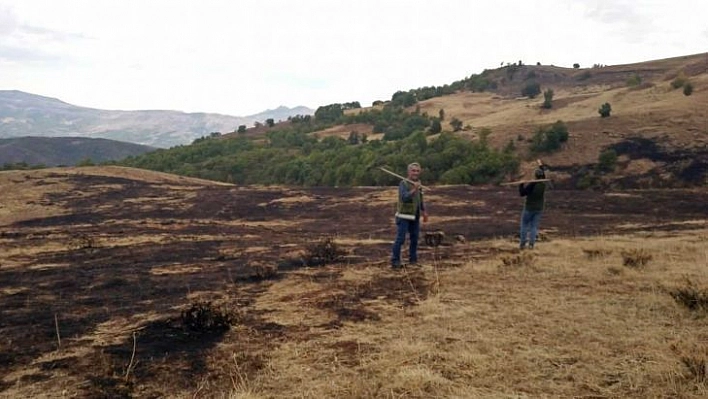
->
xmin=1 ymin=168 xmax=707 ymax=397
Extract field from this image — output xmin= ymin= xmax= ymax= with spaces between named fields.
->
xmin=1 ymin=166 xmax=707 ymax=398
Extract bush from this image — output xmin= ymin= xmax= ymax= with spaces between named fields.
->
xmin=621 ymin=249 xmax=652 ymax=268
xmin=181 ymin=301 xmax=234 ymax=332
xmin=668 ymin=278 xmax=708 ymax=311
xmin=598 ymin=149 xmax=618 ymax=172
xmin=449 ymin=117 xmax=463 ymax=132
xmin=576 ymin=71 xmax=592 ymax=81
xmin=429 ymin=119 xmax=442 ymax=134
xmin=303 ymin=237 xmax=346 ymax=266
xmin=500 ymin=252 xmax=536 ymax=268
xmin=542 ymin=88 xmax=554 ymax=109
xmin=598 ymin=102 xmax=611 ymax=118
xmin=237 ymin=125 xmax=247 ymax=133
xmin=683 ymin=82 xmax=693 ymax=96
xmin=521 ymin=80 xmax=541 ymax=98
xmin=671 ymin=73 xmax=687 ymax=89
xmin=573 ymin=63 xmax=580 ymax=69
xmin=530 ymin=120 xmax=569 ymax=153
xmin=626 ymin=73 xmax=642 ymax=87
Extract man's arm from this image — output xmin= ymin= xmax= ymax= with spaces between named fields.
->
xmin=399 ymin=180 xmax=419 ymax=202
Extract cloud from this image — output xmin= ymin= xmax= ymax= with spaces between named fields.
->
xmin=0 ymin=44 xmax=59 ymax=62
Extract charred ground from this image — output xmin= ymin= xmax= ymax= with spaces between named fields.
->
xmin=0 ymin=167 xmax=706 ymax=397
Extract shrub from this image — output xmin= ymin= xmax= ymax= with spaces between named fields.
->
xmin=573 ymin=63 xmax=580 ymax=69
xmin=626 ymin=73 xmax=642 ymax=87
xmin=583 ymin=248 xmax=613 ymax=259
xmin=500 ymin=251 xmax=536 ymax=268
xmin=181 ymin=301 xmax=234 ymax=332
xmin=597 ymin=149 xmax=618 ymax=172
xmin=542 ymin=88 xmax=554 ymax=109
xmin=668 ymin=278 xmax=708 ymax=311
xmin=598 ymin=102 xmax=611 ymax=117
xmin=303 ymin=237 xmax=346 ymax=266
xmin=522 ymin=80 xmax=541 ymax=98
xmin=620 ymin=249 xmax=652 ymax=268
xmin=449 ymin=117 xmax=463 ymax=132
xmin=237 ymin=125 xmax=247 ymax=133
xmin=530 ymin=120 xmax=569 ymax=153
xmin=683 ymin=82 xmax=693 ymax=96
xmin=671 ymin=73 xmax=687 ymax=89
xmin=424 ymin=231 xmax=445 ymax=247
xmin=429 ymin=119 xmax=442 ymax=134
xmin=576 ymin=71 xmax=592 ymax=81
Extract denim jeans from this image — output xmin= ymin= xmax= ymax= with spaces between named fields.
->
xmin=520 ymin=210 xmax=542 ymax=247
xmin=391 ymin=217 xmax=420 ymax=265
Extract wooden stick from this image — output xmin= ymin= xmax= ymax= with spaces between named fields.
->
xmin=125 ymin=332 xmax=137 ymax=381
xmin=379 ymin=167 xmax=431 ymax=191
xmin=54 ymin=313 xmax=61 ymax=349
xmin=499 ymin=178 xmax=551 ymax=186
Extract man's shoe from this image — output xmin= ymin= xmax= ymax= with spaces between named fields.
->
xmin=391 ymin=263 xmax=402 ymax=269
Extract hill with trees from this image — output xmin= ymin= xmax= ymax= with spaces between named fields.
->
xmin=118 ymin=52 xmax=707 ymax=188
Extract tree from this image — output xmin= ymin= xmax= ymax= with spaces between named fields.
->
xmin=266 ymin=118 xmax=275 ymax=127
xmin=573 ymin=63 xmax=580 ymax=69
xmin=598 ymin=102 xmax=612 ymax=118
xmin=438 ymin=108 xmax=445 ymax=121
xmin=521 ymin=81 xmax=541 ymax=98
xmin=683 ymin=82 xmax=693 ymax=96
xmin=237 ymin=125 xmax=247 ymax=134
xmin=450 ymin=117 xmax=463 ymax=132
xmin=347 ymin=131 xmax=360 ymax=145
xmin=598 ymin=149 xmax=618 ymax=172
xmin=542 ymin=88 xmax=554 ymax=109
xmin=429 ymin=119 xmax=442 ymax=134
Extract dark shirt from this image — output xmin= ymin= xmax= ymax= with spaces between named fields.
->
xmin=519 ymin=182 xmax=546 ymax=211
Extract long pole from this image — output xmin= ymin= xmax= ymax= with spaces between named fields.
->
xmin=379 ymin=167 xmax=431 ymax=191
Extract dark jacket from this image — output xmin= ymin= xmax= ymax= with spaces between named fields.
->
xmin=519 ymin=182 xmax=546 ymax=211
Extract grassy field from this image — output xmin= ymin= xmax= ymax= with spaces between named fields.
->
xmin=1 ymin=167 xmax=706 ymax=398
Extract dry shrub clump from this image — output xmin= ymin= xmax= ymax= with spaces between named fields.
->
xmin=424 ymin=230 xmax=445 ymax=247
xmin=180 ymin=301 xmax=235 ymax=332
xmin=582 ymin=248 xmax=613 ymax=259
xmin=303 ymin=237 xmax=347 ymax=266
xmin=668 ymin=278 xmax=708 ymax=311
xmin=675 ymin=343 xmax=708 ymax=383
xmin=621 ymin=248 xmax=652 ymax=268
xmin=500 ymin=251 xmax=536 ymax=268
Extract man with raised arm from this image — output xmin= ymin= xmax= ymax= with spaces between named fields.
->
xmin=391 ymin=162 xmax=428 ymax=269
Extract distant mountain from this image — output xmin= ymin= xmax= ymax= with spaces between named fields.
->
xmin=0 ymin=91 xmax=314 ymax=148
xmin=0 ymin=136 xmax=156 ymax=166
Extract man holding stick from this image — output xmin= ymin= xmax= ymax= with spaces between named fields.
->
xmin=389 ymin=162 xmax=428 ymax=269
xmin=518 ymin=165 xmax=549 ymax=250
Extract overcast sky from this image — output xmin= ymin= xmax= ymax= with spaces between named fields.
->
xmin=0 ymin=0 xmax=706 ymax=116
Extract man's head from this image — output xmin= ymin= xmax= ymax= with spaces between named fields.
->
xmin=534 ymin=168 xmax=545 ymax=179
xmin=407 ymin=162 xmax=421 ymax=181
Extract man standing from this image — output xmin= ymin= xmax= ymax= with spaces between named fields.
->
xmin=518 ymin=167 xmax=548 ymax=249
xmin=391 ymin=162 xmax=428 ymax=269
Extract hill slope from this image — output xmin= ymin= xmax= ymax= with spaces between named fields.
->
xmin=0 ymin=90 xmax=314 ymax=148
xmin=0 ymin=136 xmax=158 ymax=166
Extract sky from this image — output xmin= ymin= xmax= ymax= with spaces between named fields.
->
xmin=0 ymin=0 xmax=706 ymax=116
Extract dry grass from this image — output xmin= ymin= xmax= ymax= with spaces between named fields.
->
xmin=206 ymin=229 xmax=708 ymax=398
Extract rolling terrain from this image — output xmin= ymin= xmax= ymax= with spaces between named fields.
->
xmin=1 ymin=166 xmax=706 ymax=398
xmin=0 ymin=91 xmax=314 ymax=148
xmin=0 ymin=136 xmax=156 ymax=166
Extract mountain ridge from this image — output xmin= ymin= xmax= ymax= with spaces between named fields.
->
xmin=0 ymin=90 xmax=314 ymax=148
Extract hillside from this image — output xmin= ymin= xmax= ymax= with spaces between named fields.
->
xmin=0 ymin=136 xmax=157 ymax=166
xmin=0 ymin=91 xmax=314 ymax=148
xmin=119 ymin=52 xmax=708 ymax=189
xmin=407 ymin=53 xmax=708 ymax=184
xmin=1 ymin=167 xmax=706 ymax=397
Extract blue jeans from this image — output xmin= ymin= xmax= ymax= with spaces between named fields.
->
xmin=520 ymin=210 xmax=542 ymax=248
xmin=391 ymin=217 xmax=420 ymax=265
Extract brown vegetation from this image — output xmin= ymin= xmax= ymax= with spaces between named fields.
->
xmin=0 ymin=165 xmax=706 ymax=398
